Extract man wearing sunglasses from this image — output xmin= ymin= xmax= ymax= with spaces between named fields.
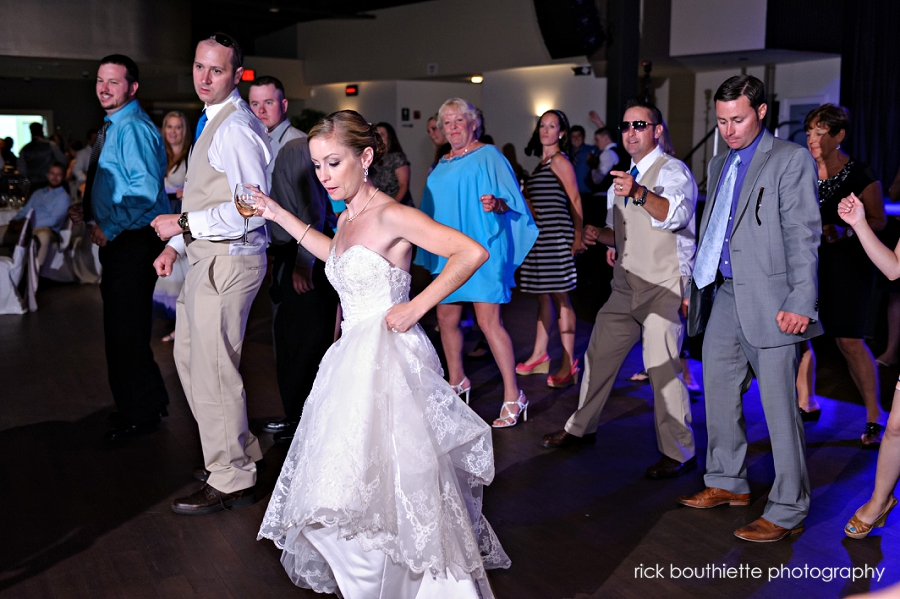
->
xmin=151 ymin=33 xmax=272 ymax=515
xmin=680 ymin=75 xmax=821 ymax=542
xmin=542 ymin=100 xmax=699 ymax=483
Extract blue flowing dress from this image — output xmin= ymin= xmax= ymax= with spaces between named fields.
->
xmin=415 ymin=145 xmax=538 ymax=304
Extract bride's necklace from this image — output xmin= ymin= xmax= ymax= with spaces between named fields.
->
xmin=346 ymin=187 xmax=379 ymax=222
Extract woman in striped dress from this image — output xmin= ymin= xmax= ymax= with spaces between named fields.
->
xmin=517 ymin=110 xmax=585 ymax=387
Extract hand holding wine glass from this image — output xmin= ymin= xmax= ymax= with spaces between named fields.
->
xmin=248 ymin=188 xmax=283 ymax=221
xmin=234 ymin=183 xmax=259 ymax=248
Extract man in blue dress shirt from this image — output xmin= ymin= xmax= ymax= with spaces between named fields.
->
xmin=2 ymin=161 xmax=70 ymax=268
xmin=70 ymin=54 xmax=171 ymax=442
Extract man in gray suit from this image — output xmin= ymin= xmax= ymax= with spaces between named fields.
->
xmin=678 ymin=75 xmax=822 ymax=542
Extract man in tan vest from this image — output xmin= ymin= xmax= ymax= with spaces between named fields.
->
xmin=541 ymin=100 xmax=699 ymax=480
xmin=151 ymin=33 xmax=271 ymax=514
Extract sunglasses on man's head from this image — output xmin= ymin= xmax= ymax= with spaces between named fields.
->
xmin=619 ymin=120 xmax=658 ymax=132
xmin=210 ymin=33 xmax=234 ymax=48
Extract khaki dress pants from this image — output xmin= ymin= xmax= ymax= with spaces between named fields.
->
xmin=565 ymin=273 xmax=695 ymax=462
xmin=175 ymin=252 xmax=266 ymax=493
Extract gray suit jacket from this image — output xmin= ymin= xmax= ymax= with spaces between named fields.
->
xmin=688 ymin=129 xmax=823 ymax=348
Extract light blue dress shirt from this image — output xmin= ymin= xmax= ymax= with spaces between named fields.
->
xmin=16 ymin=185 xmax=71 ymax=231
xmin=91 ymin=99 xmax=169 ymax=241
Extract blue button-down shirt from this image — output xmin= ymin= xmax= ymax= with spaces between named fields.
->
xmin=16 ymin=185 xmax=71 ymax=232
xmin=91 ymin=99 xmax=169 ymax=241
xmin=717 ymin=128 xmax=764 ymax=278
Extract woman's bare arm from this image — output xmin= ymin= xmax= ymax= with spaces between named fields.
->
xmin=382 ymin=203 xmax=488 ymax=331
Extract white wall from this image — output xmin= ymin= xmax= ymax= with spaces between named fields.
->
xmin=670 ymin=0 xmax=767 ymax=57
xmin=481 ymin=65 xmax=608 ymax=173
xmin=302 ymin=80 xmax=481 ymax=204
xmin=295 ymin=0 xmax=563 ymax=85
xmin=0 ymin=0 xmax=190 ymax=63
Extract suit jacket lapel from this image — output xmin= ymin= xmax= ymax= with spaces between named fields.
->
xmin=698 ymin=153 xmax=727 ymax=245
xmin=732 ymin=129 xmax=773 ymax=231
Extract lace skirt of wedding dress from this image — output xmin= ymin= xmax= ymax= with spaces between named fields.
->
xmin=258 ymin=310 xmax=510 ymax=598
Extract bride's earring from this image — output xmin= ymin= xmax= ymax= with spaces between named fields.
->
xmin=364 ymin=167 xmax=368 ymax=183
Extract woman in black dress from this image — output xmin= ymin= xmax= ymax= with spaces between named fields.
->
xmin=798 ymin=104 xmax=888 ymax=447
xmin=517 ymin=110 xmax=585 ymax=387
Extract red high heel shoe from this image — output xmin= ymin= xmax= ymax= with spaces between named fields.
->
xmin=516 ymin=354 xmax=550 ymax=375
xmin=548 ymin=359 xmax=580 ymax=388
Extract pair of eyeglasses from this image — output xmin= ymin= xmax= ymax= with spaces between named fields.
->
xmin=209 ymin=33 xmax=234 ymax=48
xmin=619 ymin=120 xmax=657 ymax=132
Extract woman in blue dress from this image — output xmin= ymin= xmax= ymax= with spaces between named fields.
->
xmin=416 ymin=97 xmax=539 ymax=428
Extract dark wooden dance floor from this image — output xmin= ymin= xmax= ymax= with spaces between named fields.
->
xmin=1 ymin=272 xmax=898 ymax=599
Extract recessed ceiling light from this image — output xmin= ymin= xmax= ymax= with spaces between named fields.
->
xmin=471 ymin=75 xmax=483 ymax=84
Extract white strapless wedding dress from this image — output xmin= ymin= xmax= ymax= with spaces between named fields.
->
xmin=258 ymin=244 xmax=510 ymax=599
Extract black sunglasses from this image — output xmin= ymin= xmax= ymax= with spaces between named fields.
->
xmin=209 ymin=33 xmax=234 ymax=48
xmin=619 ymin=120 xmax=658 ymax=132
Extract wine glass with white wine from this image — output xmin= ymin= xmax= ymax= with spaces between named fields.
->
xmin=234 ymin=183 xmax=259 ymax=249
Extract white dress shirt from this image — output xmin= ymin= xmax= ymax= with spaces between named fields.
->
xmin=605 ymin=144 xmax=698 ymax=276
xmin=167 ymin=88 xmax=272 ymax=255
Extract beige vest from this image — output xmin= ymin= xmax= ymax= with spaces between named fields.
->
xmin=182 ymin=103 xmax=238 ymax=264
xmin=612 ymin=153 xmax=681 ymax=288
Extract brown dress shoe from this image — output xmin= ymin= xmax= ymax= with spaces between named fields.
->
xmin=645 ymin=456 xmax=697 ymax=479
xmin=171 ymin=484 xmax=256 ymax=515
xmin=734 ymin=517 xmax=803 ymax=542
xmin=677 ymin=487 xmax=750 ymax=508
xmin=541 ymin=429 xmax=597 ymax=449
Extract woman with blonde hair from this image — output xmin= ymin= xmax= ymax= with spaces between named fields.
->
xmin=255 ymin=109 xmax=510 ymax=597
xmin=416 ymin=97 xmax=539 ymax=427
xmin=153 ymin=111 xmax=191 ymax=341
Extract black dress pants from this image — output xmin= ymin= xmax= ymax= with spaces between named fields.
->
xmin=98 ymin=226 xmax=169 ymax=424
xmin=270 ymin=241 xmax=339 ymax=421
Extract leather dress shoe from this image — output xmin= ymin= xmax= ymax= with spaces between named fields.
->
xmin=677 ymin=487 xmax=750 ymax=508
xmin=540 ymin=429 xmax=597 ymax=449
xmin=734 ymin=517 xmax=803 ymax=542
xmin=104 ymin=417 xmax=160 ymax=443
xmin=171 ymin=483 xmax=256 ymax=515
xmin=262 ymin=417 xmax=299 ymax=434
xmin=645 ymin=455 xmax=697 ymax=479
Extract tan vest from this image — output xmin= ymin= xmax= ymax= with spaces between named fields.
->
xmin=612 ymin=153 xmax=680 ymax=288
xmin=182 ymin=103 xmax=238 ymax=264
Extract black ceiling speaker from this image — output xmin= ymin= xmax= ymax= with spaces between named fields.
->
xmin=533 ymin=0 xmax=605 ymax=59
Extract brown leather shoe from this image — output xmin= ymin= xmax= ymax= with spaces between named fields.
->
xmin=171 ymin=484 xmax=256 ymax=515
xmin=540 ymin=429 xmax=597 ymax=449
xmin=677 ymin=487 xmax=750 ymax=508
xmin=645 ymin=456 xmax=697 ymax=479
xmin=734 ymin=517 xmax=803 ymax=542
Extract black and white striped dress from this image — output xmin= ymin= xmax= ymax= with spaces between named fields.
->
xmin=518 ymin=158 xmax=577 ymax=293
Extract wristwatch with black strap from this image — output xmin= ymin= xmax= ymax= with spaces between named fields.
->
xmin=178 ymin=212 xmax=190 ymax=232
xmin=632 ymin=185 xmax=649 ymax=207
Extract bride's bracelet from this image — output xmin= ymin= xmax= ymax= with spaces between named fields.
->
xmin=298 ymin=223 xmax=312 ymax=245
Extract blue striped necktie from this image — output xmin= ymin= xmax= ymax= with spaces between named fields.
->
xmin=693 ymin=153 xmax=741 ymax=288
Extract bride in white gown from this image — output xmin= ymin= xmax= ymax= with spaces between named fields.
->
xmin=253 ymin=110 xmax=510 ymax=598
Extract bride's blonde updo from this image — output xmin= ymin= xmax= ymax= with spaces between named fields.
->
xmin=308 ymin=110 xmax=386 ymax=163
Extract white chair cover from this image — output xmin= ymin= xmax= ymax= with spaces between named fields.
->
xmin=0 ymin=209 xmax=38 ymax=315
